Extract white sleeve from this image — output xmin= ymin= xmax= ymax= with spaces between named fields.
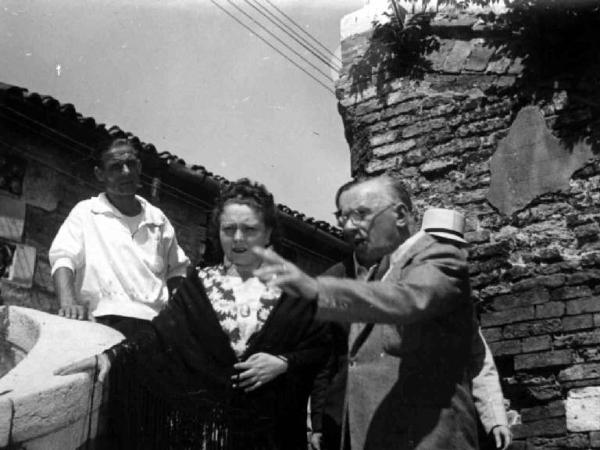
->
xmin=162 ymin=218 xmax=190 ymax=279
xmin=49 ymin=204 xmax=86 ymax=276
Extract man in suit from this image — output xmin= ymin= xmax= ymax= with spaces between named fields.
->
xmin=309 ymin=203 xmax=511 ymax=450
xmin=255 ymin=174 xmax=490 ymax=449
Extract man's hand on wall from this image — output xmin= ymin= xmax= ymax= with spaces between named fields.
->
xmin=491 ymin=425 xmax=512 ymax=450
xmin=58 ymin=303 xmax=87 ymax=320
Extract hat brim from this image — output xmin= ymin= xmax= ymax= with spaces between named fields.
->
xmin=427 ymin=231 xmax=467 ymax=244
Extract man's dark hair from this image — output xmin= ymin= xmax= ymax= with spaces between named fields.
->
xmin=95 ymin=138 xmax=139 ymax=166
xmin=203 ymin=178 xmax=282 ymax=266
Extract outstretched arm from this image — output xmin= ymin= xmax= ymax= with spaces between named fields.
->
xmin=253 ymin=244 xmax=470 ymax=325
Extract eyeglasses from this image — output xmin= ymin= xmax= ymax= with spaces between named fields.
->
xmin=334 ymin=202 xmax=401 ymax=227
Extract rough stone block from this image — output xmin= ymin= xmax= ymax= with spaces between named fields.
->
xmin=554 ymin=330 xmax=600 ymax=348
xmin=503 ymin=319 xmax=562 ymax=339
xmin=370 ymin=130 xmax=398 ymax=147
xmin=372 ymin=139 xmax=416 ymax=157
xmin=420 ymin=158 xmax=458 ymax=177
xmin=559 ymin=363 xmax=600 ymax=382
xmin=442 ymin=40 xmax=473 ymax=73
xmin=470 ymin=241 xmax=509 ymax=259
xmin=490 ymin=339 xmax=522 ymax=356
xmin=464 ymin=42 xmax=496 ymax=72
xmin=512 ymin=275 xmax=566 ymax=292
xmin=536 ymin=301 xmax=566 ymax=319
xmin=491 ymin=289 xmax=550 ymax=311
xmin=365 ymin=156 xmax=402 ymax=175
xmin=563 ymin=314 xmax=594 ymax=331
xmin=566 ymin=386 xmax=600 ymax=432
xmin=482 ymin=327 xmax=503 ymax=343
xmin=520 ymin=400 xmax=565 ymax=423
xmin=565 ymin=297 xmax=600 ymax=315
xmin=465 ymin=230 xmax=490 ymax=244
xmin=514 ymin=349 xmax=573 ymax=370
xmin=402 ymin=117 xmax=446 ymax=139
xmin=567 ymin=270 xmax=600 ymax=286
xmin=522 ymin=335 xmax=552 ymax=353
xmin=486 ymin=54 xmax=512 ymax=74
xmin=552 ymin=285 xmax=593 ymax=301
xmin=429 ymin=137 xmax=480 ymax=158
xmin=511 ymin=417 xmax=566 ymax=439
xmin=481 ymin=307 xmax=534 ymax=327
xmin=525 ymin=433 xmax=590 ymax=449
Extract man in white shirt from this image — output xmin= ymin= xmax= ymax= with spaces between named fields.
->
xmin=49 ymin=138 xmax=190 ymax=337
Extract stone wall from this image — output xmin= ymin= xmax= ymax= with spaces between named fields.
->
xmin=337 ymin=2 xmax=600 ymax=448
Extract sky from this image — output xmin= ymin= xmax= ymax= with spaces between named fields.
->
xmin=1 ymin=0 xmax=364 ymax=223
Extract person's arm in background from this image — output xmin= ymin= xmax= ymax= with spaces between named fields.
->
xmin=471 ymin=327 xmax=511 ymax=450
xmin=309 ymin=322 xmax=348 ymax=450
xmin=162 ymin=216 xmax=190 ymax=297
xmin=49 ymin=204 xmax=87 ymax=320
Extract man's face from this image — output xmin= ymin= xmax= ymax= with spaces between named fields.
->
xmin=337 ymin=179 xmax=407 ymax=266
xmin=95 ymin=145 xmax=141 ymax=197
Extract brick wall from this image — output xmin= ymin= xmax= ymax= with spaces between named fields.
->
xmin=337 ymin=2 xmax=600 ymax=448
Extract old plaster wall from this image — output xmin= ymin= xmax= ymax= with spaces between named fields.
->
xmin=0 ymin=122 xmax=210 ymax=313
xmin=337 ymin=2 xmax=600 ymax=449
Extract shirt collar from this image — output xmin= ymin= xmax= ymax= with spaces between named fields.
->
xmin=90 ymin=193 xmax=164 ymax=225
xmin=352 ymin=252 xmax=379 ymax=281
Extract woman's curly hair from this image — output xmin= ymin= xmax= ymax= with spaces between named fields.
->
xmin=202 ymin=178 xmax=282 ymax=266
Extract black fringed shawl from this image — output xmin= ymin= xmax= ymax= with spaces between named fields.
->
xmin=106 ymin=267 xmax=330 ymax=450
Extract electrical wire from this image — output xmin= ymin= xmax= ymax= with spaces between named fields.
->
xmin=245 ymin=0 xmax=341 ymax=73
xmin=263 ymin=0 xmax=342 ymax=64
xmin=226 ymin=0 xmax=334 ymax=83
xmin=210 ymin=0 xmax=335 ymax=95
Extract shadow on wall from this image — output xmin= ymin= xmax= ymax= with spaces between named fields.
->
xmin=347 ymin=0 xmax=600 ymax=155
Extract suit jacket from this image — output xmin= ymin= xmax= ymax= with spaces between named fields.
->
xmin=316 ymin=233 xmax=479 ymax=450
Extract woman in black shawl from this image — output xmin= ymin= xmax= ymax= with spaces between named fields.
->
xmin=56 ymin=178 xmax=330 ymax=450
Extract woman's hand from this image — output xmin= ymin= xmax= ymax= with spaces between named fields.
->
xmin=232 ymin=352 xmax=288 ymax=392
xmin=53 ymin=353 xmax=111 ymax=383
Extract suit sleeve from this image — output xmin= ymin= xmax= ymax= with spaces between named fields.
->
xmin=315 ymin=242 xmax=470 ymax=324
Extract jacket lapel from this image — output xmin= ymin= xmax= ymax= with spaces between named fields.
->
xmin=348 ymin=254 xmax=390 ymax=356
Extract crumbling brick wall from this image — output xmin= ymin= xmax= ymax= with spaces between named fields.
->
xmin=337 ymin=3 xmax=600 ymax=448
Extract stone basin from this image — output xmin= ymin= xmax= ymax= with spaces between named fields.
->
xmin=0 ymin=306 xmax=123 ymax=449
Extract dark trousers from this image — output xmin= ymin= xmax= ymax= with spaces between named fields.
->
xmin=95 ymin=315 xmax=154 ymax=339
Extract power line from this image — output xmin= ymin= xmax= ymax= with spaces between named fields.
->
xmin=0 ymin=106 xmax=213 ymax=211
xmin=210 ymin=0 xmax=335 ymax=95
xmin=226 ymin=0 xmax=334 ymax=83
xmin=263 ymin=0 xmax=342 ymax=65
xmin=245 ymin=0 xmax=341 ymax=73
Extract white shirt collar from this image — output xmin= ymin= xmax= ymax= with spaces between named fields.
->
xmin=91 ymin=193 xmax=164 ymax=225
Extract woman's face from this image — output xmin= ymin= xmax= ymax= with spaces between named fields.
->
xmin=219 ymin=202 xmax=272 ymax=268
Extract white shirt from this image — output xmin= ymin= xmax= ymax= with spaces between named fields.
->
xmin=49 ymin=193 xmax=190 ymax=321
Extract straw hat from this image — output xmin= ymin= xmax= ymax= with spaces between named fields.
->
xmin=420 ymin=208 xmax=467 ymax=244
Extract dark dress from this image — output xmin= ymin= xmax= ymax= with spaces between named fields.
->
xmin=106 ymin=266 xmax=330 ymax=450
